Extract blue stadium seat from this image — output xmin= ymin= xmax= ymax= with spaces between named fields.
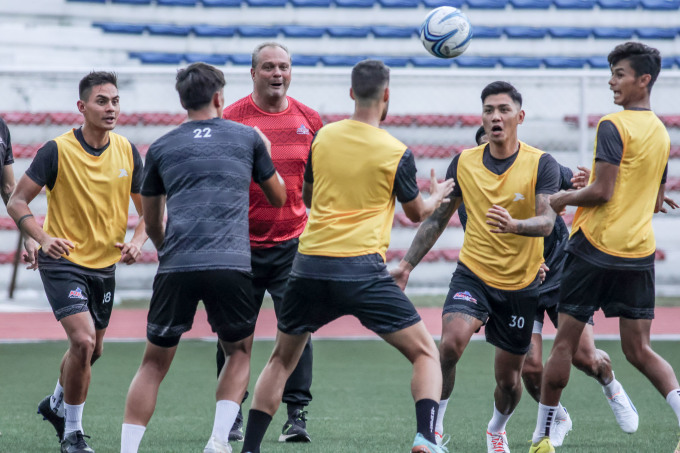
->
xmin=636 ymin=27 xmax=678 ymax=39
xmin=587 ymin=56 xmax=609 ymax=68
xmin=597 ymin=0 xmax=639 ymax=8
xmin=472 ymin=26 xmax=503 ymax=38
xmin=327 ymin=26 xmax=371 ymax=37
xmin=112 ymin=0 xmax=151 ymax=4
xmin=379 ymin=0 xmax=419 ymax=6
xmin=372 ymin=26 xmax=417 ymax=38
xmin=147 ymin=24 xmax=193 ymax=36
xmin=465 ymin=0 xmax=508 ymax=8
xmin=592 ymin=27 xmax=635 ymax=38
xmin=454 ymin=56 xmax=498 ymax=67
xmin=553 ymin=0 xmax=596 ymax=8
xmin=281 ymin=26 xmax=326 ymax=38
xmin=641 ymin=0 xmax=679 ymax=8
xmin=499 ymin=57 xmax=542 ymax=68
xmin=504 ymin=26 xmax=548 ymax=38
xmin=201 ymin=0 xmax=241 ymax=5
xmin=675 ymin=57 xmax=680 ymax=67
xmin=548 ymin=27 xmax=591 ymax=38
xmin=93 ymin=22 xmax=146 ymax=34
xmin=133 ymin=52 xmax=184 ymax=64
xmin=238 ymin=26 xmax=280 ymax=37
xmin=292 ymin=55 xmax=321 ymax=66
xmin=543 ymin=57 xmax=587 ymax=68
xmin=290 ymin=0 xmax=332 ymax=5
xmin=372 ymin=56 xmax=411 ymax=67
xmin=246 ymin=0 xmax=287 ymax=5
xmin=184 ymin=53 xmax=229 ymax=65
xmin=334 ymin=0 xmax=376 ymax=7
xmin=510 ymin=0 xmax=551 ymax=8
xmin=321 ymin=55 xmax=368 ymax=66
xmin=411 ymin=57 xmax=454 ymax=67
xmin=422 ymin=0 xmax=464 ymax=6
xmin=192 ymin=25 xmax=237 ymax=37
xmin=229 ymin=54 xmax=253 ymax=65
xmin=68 ymin=0 xmax=106 ymax=3
xmin=157 ymin=0 xmax=198 ymax=5
xmin=661 ymin=57 xmax=675 ymax=68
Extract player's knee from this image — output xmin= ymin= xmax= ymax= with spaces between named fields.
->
xmin=496 ymin=373 xmax=523 ymax=395
xmin=69 ymin=333 xmax=96 ymax=363
xmin=622 ymin=342 xmax=647 ymax=368
xmin=90 ymin=344 xmax=103 ymax=365
xmin=438 ymin=336 xmax=464 ymax=364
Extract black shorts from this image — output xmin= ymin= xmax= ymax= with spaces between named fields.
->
xmin=533 ymin=287 xmax=594 ymax=334
xmin=251 ymin=238 xmax=297 ymax=313
xmin=147 ymin=269 xmax=257 ymax=347
xmin=443 ymin=268 xmax=538 ymax=355
xmin=39 ymin=268 xmax=115 ymax=329
xmin=558 ymin=253 xmax=655 ymax=323
xmin=278 ymin=275 xmax=421 ymax=336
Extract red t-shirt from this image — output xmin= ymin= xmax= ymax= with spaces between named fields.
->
xmin=223 ymin=95 xmax=323 ymax=248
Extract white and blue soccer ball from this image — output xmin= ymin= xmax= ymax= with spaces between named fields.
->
xmin=420 ymin=6 xmax=473 ymax=59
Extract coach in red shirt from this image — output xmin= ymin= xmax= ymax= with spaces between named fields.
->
xmin=217 ymin=42 xmax=322 ymax=443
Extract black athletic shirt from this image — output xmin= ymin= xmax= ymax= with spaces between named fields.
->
xmin=0 ymin=118 xmax=15 ymax=181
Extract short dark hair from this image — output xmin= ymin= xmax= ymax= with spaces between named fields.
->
xmin=475 ymin=125 xmax=487 ymax=146
xmin=608 ymin=42 xmax=661 ymax=92
xmin=175 ymin=62 xmax=226 ymax=110
xmin=251 ymin=42 xmax=290 ymax=69
xmin=351 ymin=60 xmax=390 ymax=101
xmin=79 ymin=71 xmax=117 ymax=101
xmin=481 ymin=81 xmax=522 ymax=107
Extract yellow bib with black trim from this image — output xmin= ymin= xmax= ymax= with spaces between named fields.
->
xmin=44 ymin=130 xmax=134 ymax=268
xmin=458 ymin=142 xmax=544 ymax=290
xmin=298 ymin=119 xmax=406 ymax=261
xmin=571 ymin=110 xmax=670 ymax=258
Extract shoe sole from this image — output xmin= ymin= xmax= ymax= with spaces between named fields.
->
xmin=278 ymin=433 xmax=311 ymax=442
xmin=411 ymin=446 xmax=434 ymax=453
xmin=228 ymin=434 xmax=244 ymax=442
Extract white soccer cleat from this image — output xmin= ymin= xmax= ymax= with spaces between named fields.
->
xmin=434 ymin=431 xmax=451 ymax=448
xmin=550 ymin=406 xmax=573 ymax=447
xmin=204 ymin=435 xmax=232 ymax=453
xmin=604 ymin=387 xmax=639 ymax=433
xmin=486 ymin=431 xmax=510 ymax=453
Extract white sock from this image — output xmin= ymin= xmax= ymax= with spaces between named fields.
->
xmin=666 ymin=389 xmax=680 ymax=427
xmin=64 ymin=402 xmax=84 ymax=435
xmin=602 ymin=377 xmax=622 ymax=399
xmin=211 ymin=400 xmax=240 ymax=444
xmin=487 ymin=404 xmax=513 ymax=434
xmin=532 ymin=403 xmax=558 ymax=443
xmin=121 ymin=423 xmax=146 ymax=453
xmin=51 ymin=380 xmax=65 ymax=417
xmin=435 ymin=399 xmax=449 ymax=434
xmin=556 ymin=403 xmax=568 ymax=420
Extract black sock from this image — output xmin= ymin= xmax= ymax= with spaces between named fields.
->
xmin=287 ymin=404 xmax=303 ymax=418
xmin=415 ymin=399 xmax=439 ymax=444
xmin=242 ymin=409 xmax=272 ymax=453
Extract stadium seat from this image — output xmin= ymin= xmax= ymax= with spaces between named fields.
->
xmin=291 ymin=55 xmax=321 ymax=66
xmin=237 ymin=26 xmax=280 ymax=37
xmin=184 ymin=53 xmax=229 ymax=65
xmin=290 ymin=0 xmax=332 ymax=5
xmin=334 ymin=0 xmax=376 ymax=7
xmin=597 ymin=0 xmax=639 ymax=7
xmin=379 ymin=0 xmax=420 ymax=6
xmin=410 ymin=57 xmax=454 ymax=67
xmin=281 ymin=26 xmax=326 ymax=38
xmin=246 ymin=0 xmax=287 ymax=5
xmin=499 ymin=56 xmax=543 ymax=68
xmin=157 ymin=0 xmax=198 ymax=5
xmin=133 ymin=52 xmax=184 ymax=64
xmin=48 ymin=112 xmax=82 ymax=125
xmin=93 ymin=22 xmax=146 ymax=34
xmin=504 ymin=26 xmax=549 ymax=38
xmin=592 ymin=27 xmax=635 ymax=39
xmin=676 ymin=57 xmax=680 ymax=68
xmin=553 ymin=0 xmax=596 ymax=8
xmin=409 ymin=144 xmax=464 ymax=159
xmin=510 ymin=0 xmax=552 ymax=8
xmin=472 ymin=26 xmax=503 ymax=38
xmin=548 ymin=27 xmax=591 ymax=38
xmin=192 ymin=25 xmax=237 ymax=37
xmin=372 ymin=56 xmax=411 ymax=67
xmin=67 ymin=0 xmax=106 ymax=3
xmin=111 ymin=0 xmax=151 ymax=4
xmin=371 ymin=26 xmax=417 ymax=38
xmin=640 ymin=0 xmax=680 ymax=8
xmin=321 ymin=55 xmax=368 ymax=66
xmin=454 ymin=56 xmax=498 ymax=68
xmin=229 ymin=54 xmax=253 ymax=65
xmin=465 ymin=0 xmax=508 ymax=7
xmin=147 ymin=24 xmax=193 ymax=36
xmin=587 ymin=56 xmax=609 ymax=68
xmin=327 ymin=26 xmax=371 ymax=38
xmin=201 ymin=0 xmax=241 ymax=5
xmin=636 ymin=27 xmax=678 ymax=39
xmin=543 ymin=57 xmax=587 ymax=68
xmin=422 ymin=0 xmax=464 ymax=6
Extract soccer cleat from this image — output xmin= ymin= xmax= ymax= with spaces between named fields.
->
xmin=204 ymin=435 xmax=232 ymax=453
xmin=278 ymin=409 xmax=311 ymax=442
xmin=604 ymin=387 xmax=639 ymax=433
xmin=60 ymin=431 xmax=94 ymax=453
xmin=486 ymin=431 xmax=510 ymax=453
xmin=411 ymin=432 xmax=448 ymax=452
xmin=228 ymin=407 xmax=244 ymax=442
xmin=674 ymin=436 xmax=680 ymax=453
xmin=434 ymin=431 xmax=443 ymax=446
xmin=550 ymin=406 xmax=572 ymax=447
xmin=528 ymin=437 xmax=554 ymax=453
xmin=38 ymin=395 xmax=65 ymax=442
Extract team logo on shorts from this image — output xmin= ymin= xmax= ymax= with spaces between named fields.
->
xmin=68 ymin=287 xmax=87 ymax=300
xmin=453 ymin=291 xmax=477 ymax=304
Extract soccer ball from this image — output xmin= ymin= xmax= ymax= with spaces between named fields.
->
xmin=420 ymin=6 xmax=472 ymax=59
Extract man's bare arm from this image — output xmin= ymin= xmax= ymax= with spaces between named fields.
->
xmin=486 ymin=193 xmax=556 ymax=237
xmin=403 ymin=197 xmax=460 ymax=268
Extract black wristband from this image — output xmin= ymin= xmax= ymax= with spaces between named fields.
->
xmin=17 ymin=214 xmax=34 ymax=229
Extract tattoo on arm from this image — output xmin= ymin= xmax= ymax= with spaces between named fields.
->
xmin=403 ymin=197 xmax=459 ymax=267
xmin=515 ymin=193 xmax=556 ymax=237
